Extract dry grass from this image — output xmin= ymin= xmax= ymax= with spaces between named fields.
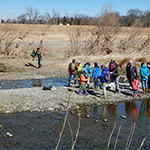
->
xmin=135 ymin=57 xmax=147 ymax=63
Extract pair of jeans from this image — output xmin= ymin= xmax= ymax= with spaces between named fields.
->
xmin=115 ymin=76 xmax=120 ymax=90
xmin=141 ymin=80 xmax=148 ymax=88
xmin=94 ymin=78 xmax=99 ymax=86
xmin=69 ymin=73 xmax=76 ymax=83
xmin=134 ymin=90 xmax=138 ymax=94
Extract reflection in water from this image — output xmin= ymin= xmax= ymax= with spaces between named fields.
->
xmin=107 ymin=104 xmax=118 ymax=116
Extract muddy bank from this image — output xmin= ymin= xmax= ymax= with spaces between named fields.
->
xmin=0 ymin=81 xmax=150 ymax=113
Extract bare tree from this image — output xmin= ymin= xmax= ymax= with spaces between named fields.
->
xmin=26 ymin=6 xmax=39 ymax=24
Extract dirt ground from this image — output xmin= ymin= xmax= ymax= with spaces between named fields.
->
xmin=0 ymin=24 xmax=150 ymax=113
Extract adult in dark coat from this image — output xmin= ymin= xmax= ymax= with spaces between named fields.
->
xmin=126 ymin=61 xmax=137 ymax=87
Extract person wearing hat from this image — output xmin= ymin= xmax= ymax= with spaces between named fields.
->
xmin=126 ymin=61 xmax=137 ymax=87
xmin=92 ymin=62 xmax=100 ymax=90
xmin=96 ymin=64 xmax=109 ymax=99
xmin=78 ymin=71 xmax=88 ymax=95
xmin=81 ymin=62 xmax=92 ymax=91
xmin=68 ymin=59 xmax=78 ymax=86
xmin=108 ymin=58 xmax=116 ymax=72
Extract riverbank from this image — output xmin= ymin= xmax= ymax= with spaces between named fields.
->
xmin=0 ymin=79 xmax=150 ymax=113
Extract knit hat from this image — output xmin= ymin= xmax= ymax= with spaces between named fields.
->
xmin=87 ymin=62 xmax=91 ymax=66
xmin=82 ymin=71 xmax=86 ymax=74
xmin=101 ymin=64 xmax=105 ymax=68
xmin=94 ymin=62 xmax=98 ymax=65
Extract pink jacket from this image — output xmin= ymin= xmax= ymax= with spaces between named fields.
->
xmin=132 ymin=79 xmax=139 ymax=90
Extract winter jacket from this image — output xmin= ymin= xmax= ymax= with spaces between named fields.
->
xmin=109 ymin=62 xmax=116 ymax=72
xmin=113 ymin=67 xmax=120 ymax=77
xmin=79 ymin=74 xmax=87 ymax=84
xmin=92 ymin=66 xmax=100 ymax=78
xmin=76 ymin=64 xmax=83 ymax=76
xmin=68 ymin=63 xmax=78 ymax=74
xmin=132 ymin=79 xmax=140 ymax=90
xmin=140 ymin=64 xmax=149 ymax=81
xmin=126 ymin=65 xmax=137 ymax=81
xmin=97 ymin=67 xmax=109 ymax=83
xmin=82 ymin=65 xmax=92 ymax=77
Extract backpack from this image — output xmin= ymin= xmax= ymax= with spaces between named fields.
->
xmin=104 ymin=71 xmax=110 ymax=82
xmin=70 ymin=63 xmax=76 ymax=71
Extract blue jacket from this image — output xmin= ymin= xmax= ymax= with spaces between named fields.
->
xmin=97 ymin=67 xmax=109 ymax=83
xmin=92 ymin=67 xmax=100 ymax=78
xmin=82 ymin=65 xmax=92 ymax=77
xmin=140 ymin=64 xmax=149 ymax=81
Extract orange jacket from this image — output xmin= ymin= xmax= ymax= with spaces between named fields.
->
xmin=80 ymin=74 xmax=87 ymax=84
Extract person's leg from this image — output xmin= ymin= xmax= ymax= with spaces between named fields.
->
xmin=82 ymin=84 xmax=88 ymax=95
xmin=86 ymin=76 xmax=90 ymax=91
xmin=145 ymin=80 xmax=148 ymax=94
xmin=141 ymin=80 xmax=145 ymax=94
xmin=79 ymin=84 xmax=83 ymax=95
xmin=148 ymin=78 xmax=150 ymax=91
xmin=73 ymin=73 xmax=77 ymax=84
xmin=38 ymin=59 xmax=41 ymax=68
xmin=94 ymin=78 xmax=98 ymax=90
xmin=102 ymin=83 xmax=106 ymax=98
xmin=68 ymin=73 xmax=72 ymax=86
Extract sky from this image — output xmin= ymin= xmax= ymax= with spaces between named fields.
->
xmin=0 ymin=0 xmax=150 ymax=20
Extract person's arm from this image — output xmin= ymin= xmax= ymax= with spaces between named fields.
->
xmin=68 ymin=63 xmax=71 ymax=73
xmin=80 ymin=75 xmax=87 ymax=82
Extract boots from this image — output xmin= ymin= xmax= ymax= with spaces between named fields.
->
xmin=145 ymin=87 xmax=148 ymax=94
xmin=115 ymin=89 xmax=119 ymax=93
xmin=85 ymin=90 xmax=89 ymax=95
xmin=94 ymin=86 xmax=98 ymax=91
xmin=142 ymin=88 xmax=145 ymax=94
xmin=78 ymin=91 xmax=82 ymax=95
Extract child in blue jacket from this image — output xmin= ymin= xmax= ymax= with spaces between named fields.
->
xmin=92 ymin=62 xmax=100 ymax=90
xmin=97 ymin=64 xmax=109 ymax=99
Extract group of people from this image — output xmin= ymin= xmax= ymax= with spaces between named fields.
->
xmin=68 ymin=59 xmax=150 ymax=99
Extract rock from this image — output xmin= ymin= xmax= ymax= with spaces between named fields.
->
xmin=48 ymin=107 xmax=54 ymax=111
xmin=4 ymin=111 xmax=11 ymax=114
xmin=86 ymin=114 xmax=90 ymax=118
xmin=5 ymin=132 xmax=13 ymax=137
xmin=103 ymin=119 xmax=107 ymax=122
xmin=121 ymin=115 xmax=127 ymax=119
xmin=95 ymin=120 xmax=99 ymax=123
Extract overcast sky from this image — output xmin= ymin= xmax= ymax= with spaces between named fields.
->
xmin=0 ymin=0 xmax=150 ymax=19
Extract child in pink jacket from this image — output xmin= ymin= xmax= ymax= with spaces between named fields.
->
xmin=132 ymin=75 xmax=140 ymax=98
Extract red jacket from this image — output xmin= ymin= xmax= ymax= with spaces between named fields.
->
xmin=68 ymin=63 xmax=78 ymax=74
xmin=132 ymin=79 xmax=139 ymax=90
xmin=109 ymin=62 xmax=116 ymax=72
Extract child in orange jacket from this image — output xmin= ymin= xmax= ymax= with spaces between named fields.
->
xmin=132 ymin=75 xmax=140 ymax=98
xmin=79 ymin=71 xmax=88 ymax=95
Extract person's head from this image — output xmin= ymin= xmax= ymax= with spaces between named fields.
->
xmin=135 ymin=75 xmax=139 ymax=80
xmin=111 ymin=58 xmax=115 ymax=63
xmin=82 ymin=71 xmax=86 ymax=75
xmin=94 ymin=62 xmax=98 ymax=67
xmin=141 ymin=62 xmax=144 ymax=67
xmin=86 ymin=62 xmax=91 ymax=66
xmin=72 ymin=59 xmax=76 ymax=63
xmin=146 ymin=62 xmax=150 ymax=67
xmin=37 ymin=48 xmax=40 ymax=51
xmin=129 ymin=60 xmax=133 ymax=66
xmin=77 ymin=61 xmax=80 ymax=66
xmin=101 ymin=64 xmax=105 ymax=69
